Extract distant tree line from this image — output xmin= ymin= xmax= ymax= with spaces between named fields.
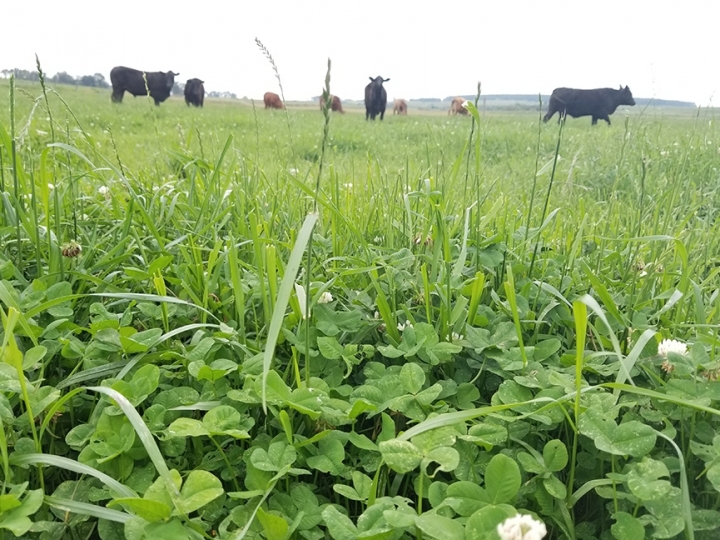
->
xmin=1 ymin=68 xmax=109 ymax=88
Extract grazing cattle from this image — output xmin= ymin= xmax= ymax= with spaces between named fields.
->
xmin=110 ymin=66 xmax=178 ymax=106
xmin=364 ymin=76 xmax=390 ymax=120
xmin=393 ymin=99 xmax=408 ymax=115
xmin=448 ymin=97 xmax=468 ymax=116
xmin=319 ymin=94 xmax=344 ymax=113
xmin=543 ymin=86 xmax=635 ymax=125
xmin=184 ymin=78 xmax=205 ymax=107
xmin=263 ymin=91 xmax=284 ymax=109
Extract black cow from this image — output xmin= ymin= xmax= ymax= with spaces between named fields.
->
xmin=110 ymin=66 xmax=178 ymax=106
xmin=184 ymin=78 xmax=205 ymax=107
xmin=544 ymin=86 xmax=635 ymax=125
xmin=364 ymin=76 xmax=390 ymax=121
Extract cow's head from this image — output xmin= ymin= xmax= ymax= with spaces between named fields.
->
xmin=619 ymin=85 xmax=635 ymax=106
xmin=165 ymin=71 xmax=179 ymax=89
xmin=368 ymin=76 xmax=390 ymax=85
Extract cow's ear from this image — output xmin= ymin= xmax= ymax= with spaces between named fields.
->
xmin=384 ymin=78 xmax=390 ymax=82
xmin=369 ymin=77 xmax=374 ymax=82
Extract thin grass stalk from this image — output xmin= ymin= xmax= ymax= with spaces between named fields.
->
xmin=255 ymin=38 xmax=294 ymax=164
xmin=9 ymin=75 xmax=22 ymax=272
xmin=302 ymin=58 xmax=332 ymax=383
xmin=503 ymin=264 xmax=527 ymax=368
xmin=0 ymin=308 xmax=44 ymax=489
xmin=462 ymin=82 xmax=482 ymax=199
xmin=523 ymin=94 xmax=544 ymax=258
xmin=528 ymin=112 xmax=565 ymax=280
xmin=567 ymin=300 xmax=587 ymax=506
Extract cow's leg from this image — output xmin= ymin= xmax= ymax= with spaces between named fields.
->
xmin=154 ymin=98 xmax=161 ymax=106
xmin=603 ymin=116 xmax=611 ymax=125
xmin=380 ymin=110 xmax=385 ymax=121
xmin=111 ymin=90 xmax=123 ymax=103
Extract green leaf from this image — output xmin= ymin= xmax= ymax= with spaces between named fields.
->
xmin=203 ymin=405 xmax=241 ymax=433
xmin=443 ymin=481 xmax=490 ymax=516
xmin=464 ymin=423 xmax=507 ymax=448
xmin=543 ymin=475 xmax=567 ymax=500
xmin=257 ymin=507 xmax=289 ymax=540
xmin=422 ymin=447 xmax=460 ymax=477
xmin=466 ymin=505 xmax=513 ymax=540
xmin=379 ymin=440 xmax=423 ymax=474
xmin=317 ymin=336 xmax=344 ymax=360
xmin=143 ymin=518 xmax=190 ymax=540
xmin=611 ymin=511 xmax=645 ymax=540
xmin=129 ymin=365 xmax=159 ymax=404
xmin=399 ymin=363 xmax=425 ymax=394
xmin=543 ymin=439 xmax=568 ymax=471
xmin=485 ymin=454 xmax=520 ymax=504
xmin=348 ymin=399 xmax=378 ymax=421
xmin=321 ymin=506 xmax=358 ymax=540
xmin=166 ymin=418 xmax=209 ymax=438
xmin=177 ymin=470 xmax=224 ymax=514
xmin=626 ymin=457 xmax=671 ymax=501
xmin=251 ymin=442 xmax=297 ymax=472
xmin=108 ymin=497 xmax=171 ymax=522
xmin=613 ymin=421 xmax=657 ymax=458
xmin=415 ymin=514 xmax=465 ymax=540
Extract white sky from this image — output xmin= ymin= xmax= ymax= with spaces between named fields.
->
xmin=3 ymin=0 xmax=718 ymax=105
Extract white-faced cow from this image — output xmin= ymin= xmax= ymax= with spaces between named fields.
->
xmin=110 ymin=66 xmax=178 ymax=106
xmin=544 ymin=86 xmax=636 ymax=125
xmin=448 ymin=97 xmax=468 ymax=116
xmin=184 ymin=78 xmax=205 ymax=107
xmin=365 ymin=76 xmax=389 ymax=120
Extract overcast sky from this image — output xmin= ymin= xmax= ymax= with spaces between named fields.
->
xmin=3 ymin=0 xmax=718 ymax=105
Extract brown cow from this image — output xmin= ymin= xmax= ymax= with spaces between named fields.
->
xmin=263 ymin=92 xmax=284 ymax=109
xmin=449 ymin=97 xmax=468 ymax=116
xmin=319 ymin=94 xmax=344 ymax=113
xmin=393 ymin=99 xmax=408 ymax=115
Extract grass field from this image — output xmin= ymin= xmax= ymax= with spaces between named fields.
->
xmin=1 ymin=78 xmax=720 ymax=540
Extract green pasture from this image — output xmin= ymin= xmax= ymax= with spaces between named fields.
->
xmin=1 ymin=77 xmax=720 ymax=539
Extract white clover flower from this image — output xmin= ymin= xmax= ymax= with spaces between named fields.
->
xmin=318 ymin=291 xmax=333 ymax=304
xmin=98 ymin=185 xmax=111 ymax=199
xmin=451 ymin=332 xmax=464 ymax=341
xmin=343 ymin=183 xmax=353 ymax=189
xmin=397 ymin=321 xmax=413 ymax=332
xmin=289 ymin=168 xmax=298 ymax=175
xmin=373 ymin=236 xmax=383 ymax=244
xmin=47 ymin=183 xmax=55 ymax=190
xmin=658 ymin=339 xmax=687 ymax=358
xmin=374 ymin=311 xmax=381 ymax=319
xmin=497 ymin=514 xmax=547 ymax=540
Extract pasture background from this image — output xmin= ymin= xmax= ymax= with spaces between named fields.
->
xmin=2 ymin=80 xmax=720 ymax=539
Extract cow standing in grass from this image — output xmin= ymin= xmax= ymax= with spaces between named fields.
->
xmin=544 ymin=86 xmax=635 ymax=125
xmin=264 ymin=91 xmax=284 ymax=109
xmin=320 ymin=94 xmax=344 ymax=113
xmin=365 ymin=76 xmax=389 ymax=120
xmin=448 ymin=97 xmax=468 ymax=116
xmin=393 ymin=99 xmax=407 ymax=115
xmin=110 ymin=66 xmax=178 ymax=105
xmin=184 ymin=78 xmax=205 ymax=107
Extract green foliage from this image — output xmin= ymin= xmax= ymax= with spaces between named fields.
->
xmin=0 ymin=79 xmax=720 ymax=539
